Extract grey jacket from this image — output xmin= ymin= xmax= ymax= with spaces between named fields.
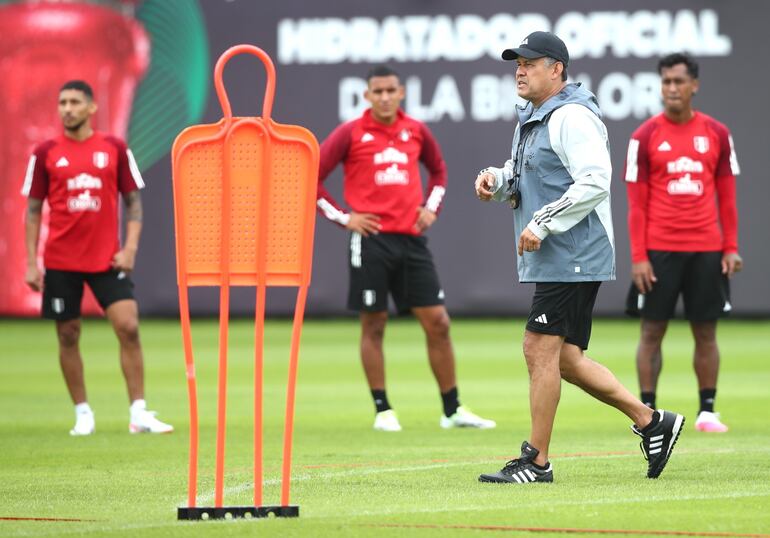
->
xmin=487 ymin=83 xmax=616 ymax=283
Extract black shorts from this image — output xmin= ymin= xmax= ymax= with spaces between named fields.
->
xmin=42 ymin=269 xmax=135 ymax=321
xmin=525 ymin=282 xmax=601 ymax=350
xmin=625 ymin=251 xmax=730 ymax=322
xmin=347 ymin=232 xmax=444 ymax=313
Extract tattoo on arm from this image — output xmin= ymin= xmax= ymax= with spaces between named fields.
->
xmin=27 ymin=198 xmax=43 ymax=218
xmin=124 ymin=190 xmax=143 ymax=222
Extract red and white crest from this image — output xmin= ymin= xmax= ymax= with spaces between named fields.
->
xmin=93 ymin=151 xmax=109 ymax=169
xmin=693 ymin=136 xmax=709 ymax=154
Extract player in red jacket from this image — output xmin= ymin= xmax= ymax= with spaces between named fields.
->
xmin=318 ymin=65 xmax=495 ymax=432
xmin=23 ymin=80 xmax=172 ymax=436
xmin=624 ymin=54 xmax=743 ymax=432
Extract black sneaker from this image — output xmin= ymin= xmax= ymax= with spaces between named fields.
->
xmin=631 ymin=409 xmax=685 ymax=479
xmin=479 ymin=441 xmax=553 ymax=483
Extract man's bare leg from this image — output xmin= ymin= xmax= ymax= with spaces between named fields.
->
xmin=57 ymin=318 xmax=87 ymax=404
xmin=105 ymin=299 xmax=144 ymax=402
xmin=560 ymin=342 xmax=654 ymax=428
xmin=412 ymin=305 xmax=456 ymax=392
xmin=523 ymin=331 xmax=563 ymax=466
xmin=359 ymin=311 xmax=388 ymax=391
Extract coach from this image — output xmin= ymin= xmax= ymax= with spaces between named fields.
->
xmin=475 ymin=32 xmax=683 ymax=483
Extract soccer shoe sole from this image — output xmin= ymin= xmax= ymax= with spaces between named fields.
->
xmin=478 ymin=472 xmax=552 ymax=484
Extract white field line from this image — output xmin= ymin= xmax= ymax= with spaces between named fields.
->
xmin=190 ymin=446 xmax=770 ymax=506
xmin=14 ymin=448 xmax=768 ymax=537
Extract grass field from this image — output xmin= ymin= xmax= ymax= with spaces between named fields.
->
xmin=1 ymin=317 xmax=769 ymax=537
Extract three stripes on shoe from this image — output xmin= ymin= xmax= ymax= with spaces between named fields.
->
xmin=647 ymin=433 xmax=665 ymax=455
xmin=508 ymin=464 xmax=551 ymax=483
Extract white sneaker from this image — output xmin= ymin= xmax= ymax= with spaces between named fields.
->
xmin=373 ymin=409 xmax=402 ymax=432
xmin=440 ymin=406 xmax=496 ymax=429
xmin=70 ymin=411 xmax=95 ymax=436
xmin=129 ymin=409 xmax=174 ymax=434
xmin=695 ymin=411 xmax=728 ymax=433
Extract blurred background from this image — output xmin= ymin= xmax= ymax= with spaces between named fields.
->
xmin=1 ymin=0 xmax=767 ymax=317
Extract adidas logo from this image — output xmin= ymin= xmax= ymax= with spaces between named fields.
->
xmin=657 ymin=141 xmax=672 ymax=152
xmin=648 ymin=433 xmax=664 ymax=455
xmin=56 ymin=156 xmax=70 ymax=167
xmin=361 ymin=132 xmax=374 ymax=143
xmin=511 ymin=469 xmax=538 ymax=483
xmin=534 ymin=313 xmax=548 ymax=324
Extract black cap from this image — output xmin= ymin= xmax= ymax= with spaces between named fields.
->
xmin=502 ymin=31 xmax=569 ymax=66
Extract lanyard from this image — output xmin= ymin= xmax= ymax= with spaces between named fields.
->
xmin=508 ymin=125 xmax=535 ymax=209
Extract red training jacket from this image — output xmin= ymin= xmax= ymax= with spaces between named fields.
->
xmin=317 ymin=109 xmax=447 ymax=235
xmin=623 ymin=111 xmax=739 ymax=263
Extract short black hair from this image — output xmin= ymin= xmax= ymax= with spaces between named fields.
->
xmin=366 ymin=65 xmax=400 ymax=83
xmin=59 ymin=80 xmax=94 ymax=100
xmin=658 ymin=53 xmax=699 ymax=79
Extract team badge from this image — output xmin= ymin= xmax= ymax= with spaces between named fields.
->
xmin=363 ymin=290 xmax=376 ymax=306
xmin=93 ymin=151 xmax=109 ymax=169
xmin=399 ymin=129 xmax=410 ymax=142
xmin=693 ymin=136 xmax=709 ymax=154
xmin=52 ymin=297 xmax=65 ymax=314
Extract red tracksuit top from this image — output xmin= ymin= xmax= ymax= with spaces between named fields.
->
xmin=623 ymin=111 xmax=739 ymax=263
xmin=317 ymin=109 xmax=447 ymax=235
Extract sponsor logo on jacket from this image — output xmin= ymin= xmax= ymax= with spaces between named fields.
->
xmin=666 ymin=156 xmax=703 ymax=174
xmin=67 ymin=190 xmax=102 ymax=211
xmin=67 ymin=173 xmax=103 ymax=191
xmin=667 ymin=173 xmax=703 ymax=195
xmin=374 ymin=164 xmax=409 ymax=185
xmin=374 ymin=147 xmax=408 ymax=165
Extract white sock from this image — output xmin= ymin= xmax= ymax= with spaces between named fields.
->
xmin=74 ymin=402 xmax=92 ymax=415
xmin=130 ymin=399 xmax=147 ymax=414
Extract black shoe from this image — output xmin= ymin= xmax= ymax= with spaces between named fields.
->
xmin=479 ymin=441 xmax=553 ymax=483
xmin=631 ymin=409 xmax=685 ymax=479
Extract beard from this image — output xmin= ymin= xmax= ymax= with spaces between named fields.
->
xmin=64 ymin=118 xmax=87 ymax=132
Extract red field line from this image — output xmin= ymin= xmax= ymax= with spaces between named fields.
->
xmin=0 ymin=516 xmax=98 ymax=522
xmin=368 ymin=523 xmax=770 ymax=537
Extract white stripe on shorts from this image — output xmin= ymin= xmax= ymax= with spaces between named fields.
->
xmin=350 ymin=232 xmax=362 ymax=268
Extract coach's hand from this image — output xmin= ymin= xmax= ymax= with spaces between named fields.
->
xmin=414 ymin=207 xmax=437 ymax=233
xmin=475 ymin=171 xmax=496 ymax=201
xmin=517 ymin=228 xmax=541 ymax=256
xmin=632 ymin=260 xmax=657 ymax=294
xmin=346 ymin=212 xmax=381 ymax=237
xmin=25 ymin=265 xmax=43 ymax=292
xmin=722 ymin=252 xmax=743 ymax=278
xmin=112 ymin=247 xmax=137 ymax=273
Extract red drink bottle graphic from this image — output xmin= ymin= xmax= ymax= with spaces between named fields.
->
xmin=0 ymin=0 xmax=149 ymax=315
